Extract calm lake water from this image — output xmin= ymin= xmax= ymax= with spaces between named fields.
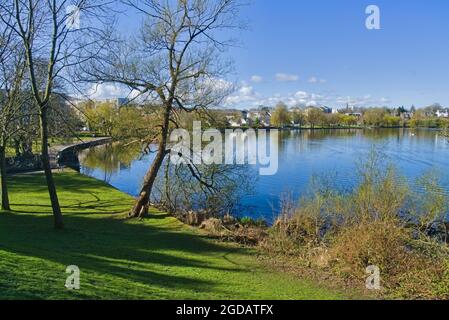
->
xmin=78 ymin=128 xmax=449 ymax=220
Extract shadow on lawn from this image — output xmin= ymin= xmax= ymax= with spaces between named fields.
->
xmin=1 ymin=172 xmax=258 ymax=299
xmin=10 ymin=172 xmax=108 ymax=191
xmin=9 ymin=172 xmax=134 ymax=215
xmin=0 ymin=212 xmax=254 ymax=299
xmin=9 ymin=199 xmax=131 ymax=215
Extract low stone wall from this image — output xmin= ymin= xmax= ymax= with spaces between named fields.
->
xmin=6 ymin=154 xmax=43 ymax=174
xmin=58 ymin=137 xmax=112 ymax=155
xmin=6 ymin=137 xmax=112 ymax=174
xmin=57 ymin=137 xmax=112 ymax=170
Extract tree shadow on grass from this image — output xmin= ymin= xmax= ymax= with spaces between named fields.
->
xmin=0 ymin=212 xmax=256 ymax=299
xmin=2 ymin=172 xmax=261 ymax=299
xmin=9 ymin=172 xmax=135 ymax=215
xmin=10 ymin=172 xmax=129 ymax=199
xmin=9 ymin=199 xmax=131 ymax=215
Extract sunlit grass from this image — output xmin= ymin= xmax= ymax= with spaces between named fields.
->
xmin=0 ymin=170 xmax=345 ymax=300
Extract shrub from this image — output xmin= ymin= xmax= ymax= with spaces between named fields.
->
xmin=240 ymin=216 xmax=267 ymax=228
xmin=263 ymin=150 xmax=449 ymax=299
xmin=329 ymin=220 xmax=409 ymax=280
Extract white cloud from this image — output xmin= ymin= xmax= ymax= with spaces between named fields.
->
xmin=84 ymin=77 xmax=391 ymax=111
xmin=239 ymin=84 xmax=254 ymax=96
xmin=87 ymin=83 xmax=138 ymax=100
xmin=308 ymin=77 xmax=327 ymax=84
xmin=224 ymin=82 xmax=393 ymax=109
xmin=275 ymin=73 xmax=299 ymax=82
xmin=250 ymin=75 xmax=263 ymax=83
xmin=294 ymin=91 xmax=308 ymax=99
xmin=380 ymin=97 xmax=391 ymax=104
xmin=225 ymin=83 xmax=258 ymax=105
xmin=335 ymin=95 xmax=391 ymax=107
xmin=204 ymin=78 xmax=234 ymax=92
xmin=225 ymin=85 xmax=324 ymax=109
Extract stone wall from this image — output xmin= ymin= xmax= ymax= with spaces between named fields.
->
xmin=6 ymin=154 xmax=43 ymax=174
xmin=6 ymin=137 xmax=112 ymax=174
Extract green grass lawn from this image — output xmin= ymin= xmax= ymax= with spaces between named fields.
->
xmin=0 ymin=171 xmax=346 ymax=300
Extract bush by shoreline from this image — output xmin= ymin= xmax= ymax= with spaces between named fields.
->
xmin=194 ymin=151 xmax=449 ymax=299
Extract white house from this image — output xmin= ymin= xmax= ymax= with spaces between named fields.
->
xmin=226 ymin=116 xmax=240 ymax=128
xmin=248 ymin=110 xmax=271 ymax=127
xmin=436 ymin=109 xmax=449 ymax=118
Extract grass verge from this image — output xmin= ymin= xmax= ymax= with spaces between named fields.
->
xmin=0 ymin=171 xmax=346 ymax=300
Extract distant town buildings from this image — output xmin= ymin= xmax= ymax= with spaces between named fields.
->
xmin=248 ymin=109 xmax=271 ymax=127
xmin=218 ymin=103 xmax=448 ymax=128
xmin=320 ymin=106 xmax=332 ymax=114
xmin=436 ymin=109 xmax=449 ymax=118
xmin=66 ymin=97 xmax=130 ymax=109
xmin=117 ymin=98 xmax=130 ymax=107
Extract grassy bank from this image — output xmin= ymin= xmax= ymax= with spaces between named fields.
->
xmin=0 ymin=171 xmax=345 ymax=300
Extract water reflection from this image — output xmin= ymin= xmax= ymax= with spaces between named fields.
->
xmin=79 ymin=142 xmax=145 ymax=183
xmin=78 ymin=129 xmax=449 ymax=219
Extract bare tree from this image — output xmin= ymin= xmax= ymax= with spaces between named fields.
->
xmin=0 ymin=0 xmax=113 ymax=228
xmin=84 ymin=0 xmax=245 ymax=218
xmin=0 ymin=16 xmax=31 ymax=211
xmin=154 ymin=160 xmax=253 ymax=218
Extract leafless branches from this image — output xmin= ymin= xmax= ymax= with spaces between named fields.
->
xmin=0 ymin=0 xmax=116 ymax=228
xmin=85 ymin=0 xmax=247 ymax=218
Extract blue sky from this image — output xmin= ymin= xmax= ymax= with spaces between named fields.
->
xmin=94 ymin=0 xmax=449 ymax=109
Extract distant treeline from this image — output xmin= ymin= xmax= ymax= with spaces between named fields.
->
xmin=257 ymin=103 xmax=449 ymax=129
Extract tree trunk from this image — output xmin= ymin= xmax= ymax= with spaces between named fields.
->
xmin=129 ymin=106 xmax=171 ymax=219
xmin=13 ymin=139 xmax=20 ymax=157
xmin=129 ymin=145 xmax=167 ymax=218
xmin=39 ymin=110 xmax=64 ymax=229
xmin=0 ymin=145 xmax=10 ymax=211
xmin=164 ymin=155 xmax=170 ymax=204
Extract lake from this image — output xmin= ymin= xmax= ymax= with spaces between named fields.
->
xmin=78 ymin=128 xmax=449 ymax=221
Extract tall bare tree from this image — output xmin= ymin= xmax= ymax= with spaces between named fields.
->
xmin=0 ymin=23 xmax=26 ymax=210
xmin=85 ymin=0 xmax=245 ymax=218
xmin=0 ymin=0 xmax=113 ymax=228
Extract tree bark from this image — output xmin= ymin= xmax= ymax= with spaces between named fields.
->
xmin=129 ymin=106 xmax=171 ymax=218
xmin=13 ymin=139 xmax=20 ymax=157
xmin=39 ymin=110 xmax=64 ymax=229
xmin=163 ymin=154 xmax=171 ymax=210
xmin=129 ymin=143 xmax=167 ymax=218
xmin=0 ymin=145 xmax=10 ymax=211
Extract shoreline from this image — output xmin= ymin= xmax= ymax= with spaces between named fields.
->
xmin=6 ymin=137 xmax=112 ymax=174
xmin=225 ymin=125 xmax=446 ymax=131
